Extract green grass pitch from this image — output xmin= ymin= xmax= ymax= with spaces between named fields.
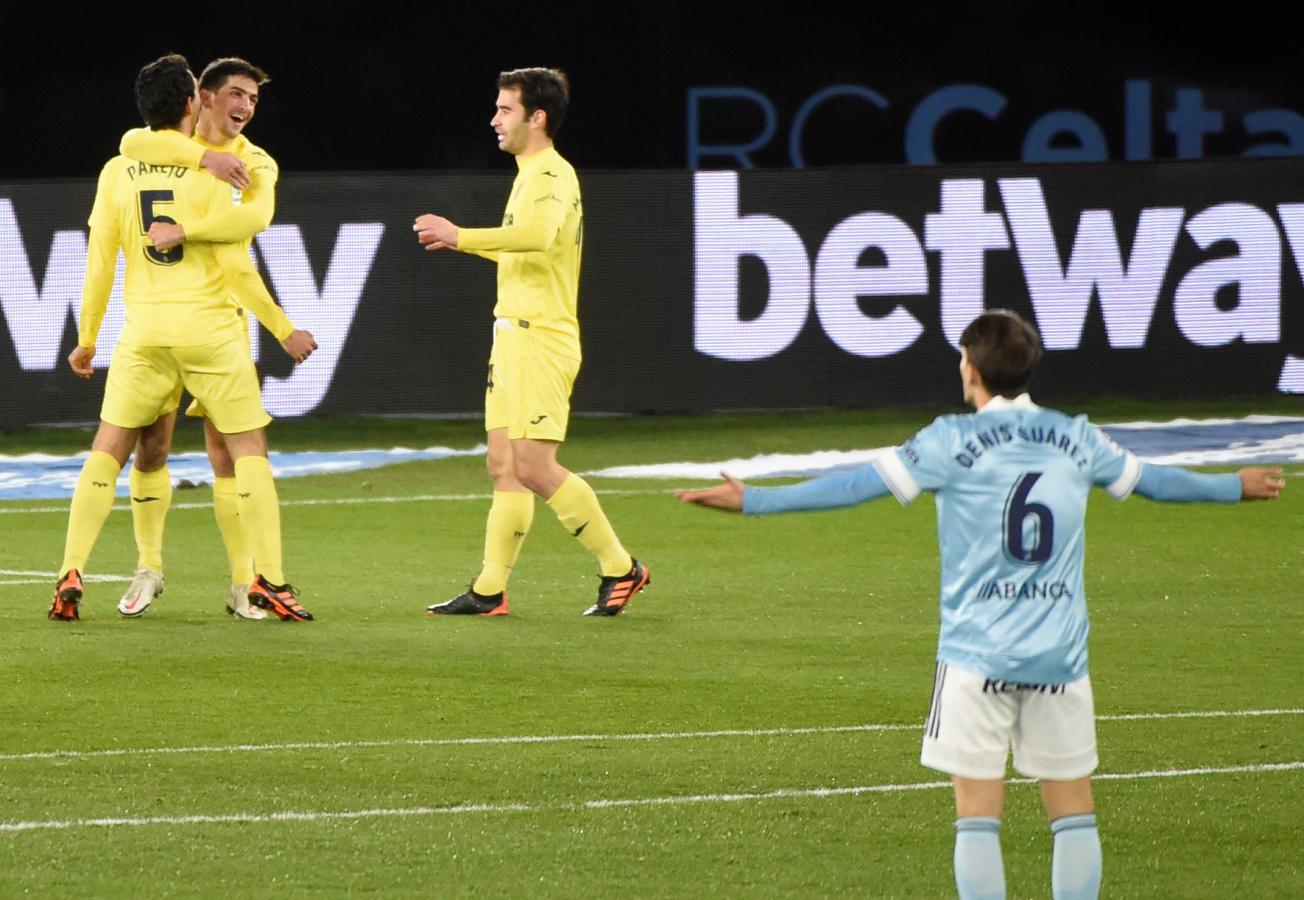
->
xmin=1 ymin=399 xmax=1300 ymax=897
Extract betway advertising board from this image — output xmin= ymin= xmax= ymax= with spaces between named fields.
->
xmin=2 ymin=157 xmax=1301 ymax=427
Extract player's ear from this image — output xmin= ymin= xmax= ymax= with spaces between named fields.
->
xmin=199 ymin=89 xmax=214 ymax=110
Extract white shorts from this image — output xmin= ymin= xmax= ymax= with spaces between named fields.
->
xmin=920 ymin=662 xmax=1097 ymax=781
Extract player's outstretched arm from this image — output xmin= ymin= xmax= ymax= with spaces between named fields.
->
xmin=677 ymin=474 xmax=745 ymax=512
xmin=1239 ymin=466 xmax=1285 ymax=500
xmin=680 ymin=462 xmax=893 ymax=516
xmin=414 ymin=213 xmax=501 ymax=261
xmin=1133 ymin=463 xmax=1283 ymax=504
xmin=414 ymin=214 xmax=458 ymax=251
xmin=431 ymin=170 xmax=569 ymax=256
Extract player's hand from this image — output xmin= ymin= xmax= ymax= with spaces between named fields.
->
xmin=676 ymin=473 xmax=745 ymax=512
xmin=413 ymin=214 xmax=459 ymax=250
xmin=280 ymin=329 xmax=318 ymax=364
xmin=1239 ymin=466 xmax=1285 ymax=500
xmin=148 ymin=221 xmax=186 ymax=251
xmin=67 ymin=345 xmax=95 ymax=379
xmin=200 ymin=150 xmax=251 ymax=190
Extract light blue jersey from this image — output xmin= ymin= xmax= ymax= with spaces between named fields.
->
xmin=742 ymin=393 xmax=1241 ymax=683
xmin=873 ymin=395 xmax=1141 ymax=684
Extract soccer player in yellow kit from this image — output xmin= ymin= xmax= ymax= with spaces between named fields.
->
xmin=111 ymin=57 xmax=315 ymax=621
xmin=48 ymin=53 xmax=309 ymax=623
xmin=415 ymin=67 xmax=649 ymax=617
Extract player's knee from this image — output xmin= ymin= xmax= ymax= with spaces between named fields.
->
xmin=486 ymin=455 xmax=514 ymax=483
xmin=134 ymin=438 xmax=169 ymax=472
xmin=207 ymin=449 xmax=235 ymax=479
xmin=512 ymin=459 xmax=547 ymax=495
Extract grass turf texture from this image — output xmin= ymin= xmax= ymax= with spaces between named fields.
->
xmin=1 ymin=400 xmax=1301 ymax=896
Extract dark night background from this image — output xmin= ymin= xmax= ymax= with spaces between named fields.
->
xmin=2 ymin=4 xmax=1301 ymax=178
xmin=1 ymin=3 xmax=1302 ymax=426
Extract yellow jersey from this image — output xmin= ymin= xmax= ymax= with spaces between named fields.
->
xmin=115 ymin=127 xmax=292 ymax=339
xmin=80 ymin=148 xmax=256 ymax=349
xmin=458 ymin=146 xmax=583 ymax=359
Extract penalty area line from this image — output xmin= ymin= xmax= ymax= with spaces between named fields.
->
xmin=2 ymin=761 xmax=1300 ymax=834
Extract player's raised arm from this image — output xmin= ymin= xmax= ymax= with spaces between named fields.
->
xmin=119 ymin=127 xmax=250 ymax=189
xmin=179 ymin=157 xmax=278 ymax=244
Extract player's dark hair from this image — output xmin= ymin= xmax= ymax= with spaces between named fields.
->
xmin=959 ymin=310 xmax=1043 ymax=397
xmin=498 ymin=67 xmax=569 ymax=138
xmin=134 ymin=53 xmax=195 ymax=130
xmin=199 ymin=57 xmax=270 ymax=93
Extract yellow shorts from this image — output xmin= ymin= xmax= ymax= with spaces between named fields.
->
xmin=484 ymin=319 xmax=579 ymax=441
xmin=101 ymin=338 xmax=271 ymax=434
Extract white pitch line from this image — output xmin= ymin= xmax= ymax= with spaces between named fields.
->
xmin=0 ymin=569 xmax=130 ymax=584
xmin=0 ymin=487 xmax=686 ymax=516
xmin=1 ymin=761 xmax=1299 ymax=834
xmin=1090 ymin=762 xmax=1304 ymax=782
xmin=1 ymin=708 xmax=1298 ymax=764
xmin=588 ymin=761 xmax=1304 ymax=809
xmin=1099 ymin=708 xmax=1304 ymax=723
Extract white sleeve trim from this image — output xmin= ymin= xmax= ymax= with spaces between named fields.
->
xmin=1106 ymin=452 xmax=1142 ymax=501
xmin=874 ymin=452 xmax=920 ymax=506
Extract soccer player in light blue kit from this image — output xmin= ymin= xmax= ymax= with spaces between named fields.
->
xmin=678 ymin=310 xmax=1284 ymax=900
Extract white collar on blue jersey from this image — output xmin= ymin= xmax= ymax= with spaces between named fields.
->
xmin=977 ymin=393 xmax=1038 ymax=414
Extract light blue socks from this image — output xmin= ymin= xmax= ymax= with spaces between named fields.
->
xmin=1051 ymin=813 xmax=1101 ymax=899
xmin=955 ymin=816 xmax=1005 ymax=900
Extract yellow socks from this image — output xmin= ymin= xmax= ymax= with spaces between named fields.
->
xmin=61 ymin=450 xmax=122 ymax=574
xmin=213 ymin=476 xmax=255 ymax=586
xmin=546 ymin=474 xmax=632 ymax=577
xmin=128 ymin=465 xmax=172 ymax=572
xmin=472 ymin=491 xmax=535 ymax=595
xmin=233 ymin=455 xmax=284 ymax=585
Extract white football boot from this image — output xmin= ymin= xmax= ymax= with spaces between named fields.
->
xmin=226 ymin=583 xmax=267 ymax=620
xmin=117 ymin=568 xmax=165 ymax=617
